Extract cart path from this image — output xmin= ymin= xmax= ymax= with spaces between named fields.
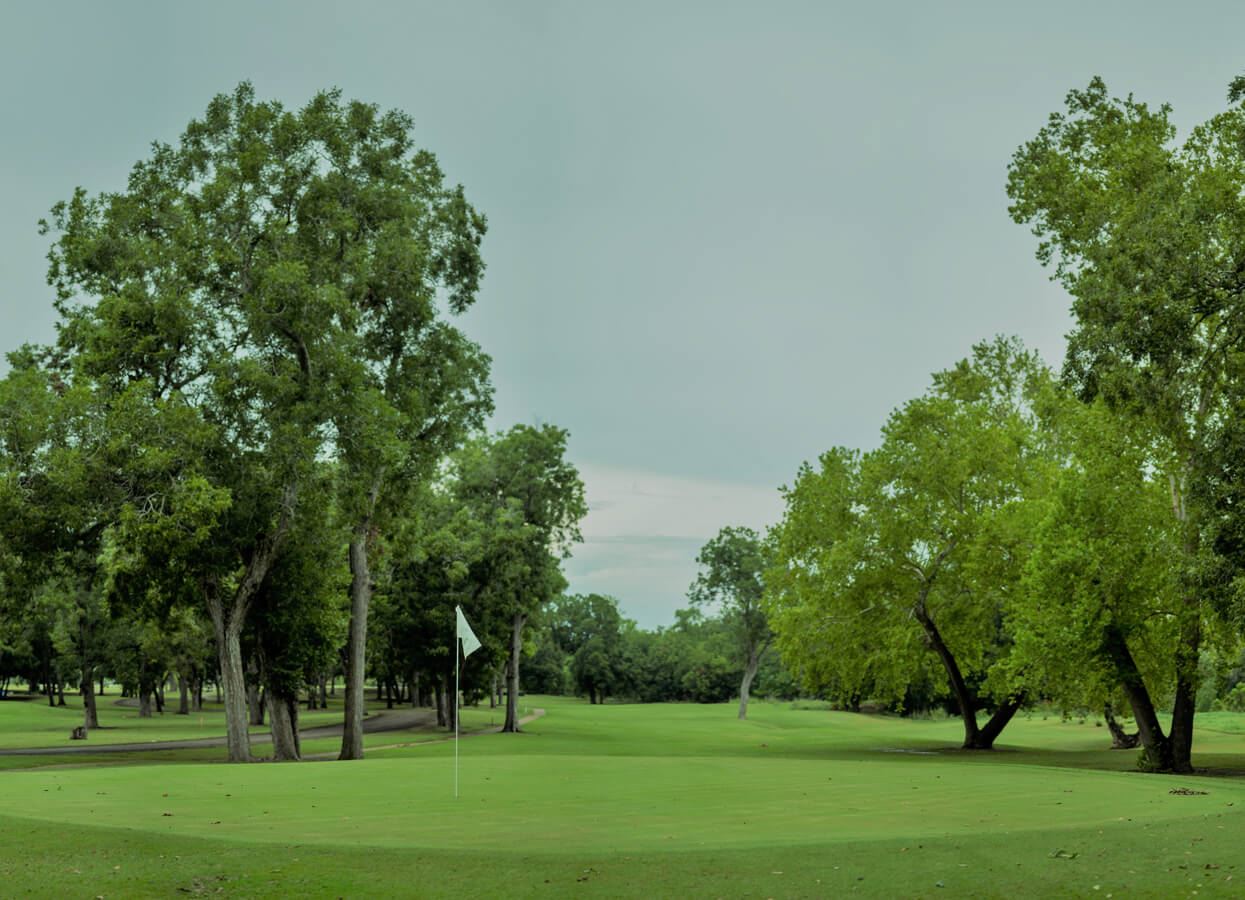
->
xmin=0 ymin=705 xmax=470 ymax=756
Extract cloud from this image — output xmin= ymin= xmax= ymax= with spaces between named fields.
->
xmin=564 ymin=463 xmax=784 ymax=627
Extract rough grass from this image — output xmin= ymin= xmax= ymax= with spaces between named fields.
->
xmin=1 ymin=697 xmax=1243 ymax=897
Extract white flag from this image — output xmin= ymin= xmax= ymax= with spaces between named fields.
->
xmin=456 ymin=605 xmax=481 ymax=658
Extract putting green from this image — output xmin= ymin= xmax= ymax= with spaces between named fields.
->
xmin=2 ymin=699 xmax=1243 ymax=897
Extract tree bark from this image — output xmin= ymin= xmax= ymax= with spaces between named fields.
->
xmin=738 ymin=644 xmax=762 ymax=720
xmin=434 ymin=679 xmax=446 ymax=727
xmin=176 ymin=674 xmax=190 ymax=715
xmin=208 ymin=593 xmax=254 ymax=764
xmin=975 ymin=696 xmax=1023 ymax=749
xmin=340 ymin=531 xmax=372 ymax=760
xmin=503 ymin=611 xmax=526 ymax=732
xmin=246 ymin=657 xmax=264 ymax=726
xmin=267 ymin=690 xmax=301 ymax=761
xmin=913 ymin=605 xmax=982 ymax=748
xmin=1104 ymin=704 xmax=1140 ymax=749
xmin=81 ymin=664 xmax=98 ymax=731
xmin=1102 ymin=624 xmax=1172 ymax=771
xmin=205 ymin=480 xmax=298 ymax=763
xmin=489 ymin=670 xmax=498 ymax=709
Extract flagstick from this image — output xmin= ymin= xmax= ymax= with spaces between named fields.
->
xmin=454 ymin=639 xmax=460 ymax=799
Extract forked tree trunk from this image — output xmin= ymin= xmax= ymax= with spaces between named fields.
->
xmin=503 ymin=612 xmax=526 ymax=733
xmin=1102 ymin=624 xmax=1174 ymax=771
xmin=205 ymin=481 xmax=298 ymax=763
xmin=914 ymin=603 xmax=1020 ymax=749
xmin=207 ymin=595 xmax=255 ymax=764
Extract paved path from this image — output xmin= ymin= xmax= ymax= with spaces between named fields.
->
xmin=0 ymin=706 xmax=443 ymax=757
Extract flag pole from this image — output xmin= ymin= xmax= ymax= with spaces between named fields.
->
xmin=455 ymin=637 xmax=460 ymax=799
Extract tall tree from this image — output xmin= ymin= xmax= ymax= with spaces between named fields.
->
xmin=455 ymin=426 xmax=586 ymax=732
xmin=331 ymin=133 xmax=491 ymax=757
xmin=766 ymin=339 xmax=1047 ymax=749
xmin=1007 ymin=77 xmax=1245 ymax=771
xmin=689 ymin=527 xmax=771 ymax=719
xmin=1009 ymin=395 xmax=1183 ymax=769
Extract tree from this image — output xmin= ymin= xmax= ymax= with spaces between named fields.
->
xmin=38 ymin=83 xmax=487 ymax=762
xmin=454 ymin=425 xmax=586 ymax=732
xmin=327 ymin=104 xmax=491 ymax=760
xmin=547 ymin=594 xmax=629 ymax=704
xmin=1009 ymin=396 xmax=1184 ymax=769
xmin=766 ymin=339 xmax=1047 ymax=749
xmin=690 ymin=527 xmax=771 ymax=719
xmin=1007 ymin=77 xmax=1245 ymax=771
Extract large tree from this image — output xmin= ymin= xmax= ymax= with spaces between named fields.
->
xmin=41 ymin=84 xmax=430 ymax=760
xmin=1007 ymin=77 xmax=1245 ymax=771
xmin=1010 ymin=395 xmax=1184 ymax=769
xmin=766 ymin=339 xmax=1047 ymax=749
xmin=689 ymin=527 xmax=771 ymax=719
xmin=455 ymin=425 xmax=586 ymax=732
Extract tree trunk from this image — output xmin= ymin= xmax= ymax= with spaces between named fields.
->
xmin=246 ymin=657 xmax=264 ymax=726
xmin=489 ymin=670 xmax=498 ymax=709
xmin=445 ymin=671 xmax=457 ymax=731
xmin=738 ymin=645 xmax=761 ymax=720
xmin=98 ymin=674 xmax=105 ymax=696
xmin=81 ymin=664 xmax=98 ymax=731
xmin=155 ymin=680 xmax=165 ymax=714
xmin=139 ymin=689 xmax=152 ymax=718
xmin=1104 ymin=704 xmax=1140 ymax=749
xmin=267 ymin=690 xmax=301 ymax=761
xmin=975 ymin=696 xmax=1023 ymax=749
xmin=913 ymin=605 xmax=982 ymax=748
xmin=1102 ymin=624 xmax=1173 ymax=771
xmin=434 ymin=680 xmax=446 ymax=727
xmin=340 ymin=480 xmax=380 ymax=761
xmin=208 ymin=594 xmax=254 ymax=764
xmin=320 ymin=675 xmax=328 ymax=710
xmin=56 ymin=677 xmax=65 ymax=707
xmin=176 ymin=674 xmax=190 ymax=715
xmin=205 ymin=481 xmax=297 ymax=763
xmin=1168 ymin=618 xmax=1199 ymax=774
xmin=503 ymin=611 xmax=526 ymax=733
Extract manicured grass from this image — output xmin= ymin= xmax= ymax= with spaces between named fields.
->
xmin=1 ymin=697 xmax=1243 ymax=897
xmin=0 ymin=691 xmax=373 ymax=749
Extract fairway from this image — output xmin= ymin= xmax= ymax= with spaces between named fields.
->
xmin=2 ymin=698 xmax=1243 ymax=897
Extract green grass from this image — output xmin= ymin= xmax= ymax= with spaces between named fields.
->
xmin=1 ymin=697 xmax=1243 ymax=897
xmin=0 ymin=691 xmax=345 ymax=748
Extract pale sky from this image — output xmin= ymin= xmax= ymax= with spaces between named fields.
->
xmin=2 ymin=2 xmax=1241 ymax=626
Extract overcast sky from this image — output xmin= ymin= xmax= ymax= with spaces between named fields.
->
xmin=2 ymin=2 xmax=1240 ymax=626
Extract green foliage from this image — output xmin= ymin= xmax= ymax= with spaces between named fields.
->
xmin=766 ymin=338 xmax=1050 ymax=714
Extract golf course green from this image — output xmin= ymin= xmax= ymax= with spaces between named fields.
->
xmin=1 ymin=696 xmax=1242 ymax=897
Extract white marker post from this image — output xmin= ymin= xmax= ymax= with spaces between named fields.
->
xmin=455 ymin=605 xmax=481 ymax=798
